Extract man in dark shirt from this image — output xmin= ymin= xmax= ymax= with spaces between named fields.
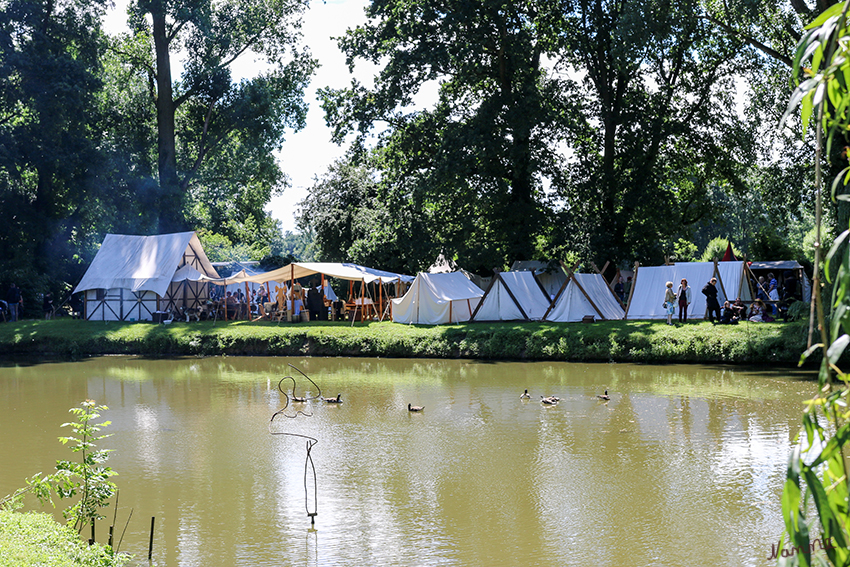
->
xmin=6 ymin=283 xmax=21 ymax=322
xmin=702 ymin=277 xmax=721 ymax=324
xmin=306 ymin=280 xmax=326 ymax=321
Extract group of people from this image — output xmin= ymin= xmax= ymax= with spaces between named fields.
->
xmin=664 ymin=275 xmax=783 ymax=325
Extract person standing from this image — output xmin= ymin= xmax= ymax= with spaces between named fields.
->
xmin=42 ymin=293 xmax=54 ymax=319
xmin=6 ymin=283 xmax=21 ymax=322
xmin=664 ymin=281 xmax=676 ymax=326
xmin=702 ymin=277 xmax=722 ymax=324
xmin=767 ymin=272 xmax=780 ymax=314
xmin=291 ymin=281 xmax=304 ymax=319
xmin=306 ymin=280 xmax=326 ymax=321
xmin=676 ymin=278 xmax=692 ymax=323
xmin=614 ymin=277 xmax=625 ymax=304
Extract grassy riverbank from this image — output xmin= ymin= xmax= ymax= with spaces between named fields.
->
xmin=0 ymin=510 xmax=126 ymax=567
xmin=0 ymin=318 xmax=812 ymax=365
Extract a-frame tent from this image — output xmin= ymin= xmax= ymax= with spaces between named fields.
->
xmin=470 ymin=271 xmax=551 ymax=321
xmin=624 ymin=261 xmax=747 ymax=320
xmin=391 ymin=272 xmax=484 ymax=325
xmin=544 ymin=272 xmax=625 ymax=322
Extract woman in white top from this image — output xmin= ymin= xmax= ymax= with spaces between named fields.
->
xmin=664 ymin=282 xmax=676 ymax=326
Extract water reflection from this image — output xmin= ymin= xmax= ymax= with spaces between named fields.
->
xmin=0 ymin=357 xmax=815 ymax=567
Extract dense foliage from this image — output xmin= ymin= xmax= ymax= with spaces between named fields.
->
xmin=0 ymin=0 xmax=314 ymax=314
xmin=297 ymin=0 xmax=834 ymax=274
xmin=0 ymin=0 xmax=837 ymax=306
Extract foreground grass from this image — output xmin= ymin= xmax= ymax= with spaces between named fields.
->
xmin=0 ymin=317 xmax=811 ymax=365
xmin=0 ymin=511 xmax=127 ymax=567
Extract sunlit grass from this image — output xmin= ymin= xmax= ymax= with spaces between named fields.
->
xmin=0 ymin=317 xmax=811 ymax=365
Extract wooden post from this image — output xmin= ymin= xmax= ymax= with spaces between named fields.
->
xmin=223 ymin=279 xmax=228 ymax=321
xmin=623 ymin=262 xmax=639 ymax=320
xmin=148 ymin=517 xmax=155 ymax=561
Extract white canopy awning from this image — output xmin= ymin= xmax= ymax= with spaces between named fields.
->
xmin=206 ymin=262 xmax=414 ymax=286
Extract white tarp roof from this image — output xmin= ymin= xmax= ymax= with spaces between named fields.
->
xmin=74 ymin=232 xmax=219 ymax=297
xmin=171 ymin=264 xmax=204 ymax=282
xmin=626 ymin=262 xmax=720 ymax=320
xmin=391 ymin=272 xmax=484 ymax=325
xmin=208 ymin=262 xmax=413 ymax=285
xmin=472 ymin=272 xmax=551 ymax=321
xmin=545 ymin=273 xmax=624 ymax=322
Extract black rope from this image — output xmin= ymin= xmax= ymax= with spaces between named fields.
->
xmin=269 ymin=364 xmax=322 ymax=524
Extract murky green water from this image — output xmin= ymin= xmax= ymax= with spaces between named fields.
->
xmin=0 ymin=357 xmax=816 ymax=566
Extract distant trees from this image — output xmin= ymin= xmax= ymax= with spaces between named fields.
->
xmin=0 ymin=0 xmax=315 ymax=307
xmin=309 ymin=0 xmax=774 ymax=270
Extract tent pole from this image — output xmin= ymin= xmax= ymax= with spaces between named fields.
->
xmin=224 ymin=279 xmax=228 ymax=321
xmin=449 ymin=300 xmax=453 ymax=324
xmin=623 ymin=262 xmax=639 ymax=320
xmin=245 ymin=282 xmax=250 ymax=321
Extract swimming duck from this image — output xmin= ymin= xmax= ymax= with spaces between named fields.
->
xmin=520 ymin=389 xmax=531 ymax=400
xmin=324 ymin=394 xmax=342 ymax=404
xmin=540 ymin=395 xmax=559 ymax=405
xmin=596 ymin=389 xmax=610 ymax=401
xmin=408 ymin=403 xmax=424 ymax=412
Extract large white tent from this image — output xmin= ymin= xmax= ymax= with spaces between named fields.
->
xmin=391 ymin=272 xmax=484 ymax=325
xmin=545 ymin=273 xmax=625 ymax=322
xmin=510 ymin=260 xmax=568 ymax=298
xmin=74 ymin=232 xmax=219 ymax=321
xmin=625 ymin=261 xmax=736 ymax=320
xmin=471 ymin=271 xmax=551 ymax=321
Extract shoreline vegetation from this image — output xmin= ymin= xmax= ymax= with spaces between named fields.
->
xmin=0 ymin=318 xmax=812 ymax=365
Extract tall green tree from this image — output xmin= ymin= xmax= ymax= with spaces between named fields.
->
xmin=123 ymin=0 xmax=317 ymax=233
xmin=321 ymin=0 xmax=575 ymax=270
xmin=553 ymin=0 xmax=758 ymax=263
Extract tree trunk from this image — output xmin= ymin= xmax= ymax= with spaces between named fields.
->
xmin=152 ymin=8 xmax=185 ymax=233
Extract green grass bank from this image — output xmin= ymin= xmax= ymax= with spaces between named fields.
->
xmin=0 ymin=318 xmax=812 ymax=365
xmin=0 ymin=510 xmax=127 ymax=567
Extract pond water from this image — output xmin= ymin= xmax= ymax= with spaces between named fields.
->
xmin=0 ymin=357 xmax=816 ymax=566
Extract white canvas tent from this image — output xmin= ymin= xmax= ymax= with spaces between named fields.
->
xmin=716 ymin=261 xmax=753 ymax=304
xmin=510 ymin=260 xmax=568 ymax=298
xmin=74 ymin=232 xmax=219 ymax=321
xmin=391 ymin=272 xmax=484 ymax=325
xmin=471 ymin=271 xmax=551 ymax=321
xmin=545 ymin=272 xmax=625 ymax=322
xmin=625 ymin=262 xmax=723 ymax=320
